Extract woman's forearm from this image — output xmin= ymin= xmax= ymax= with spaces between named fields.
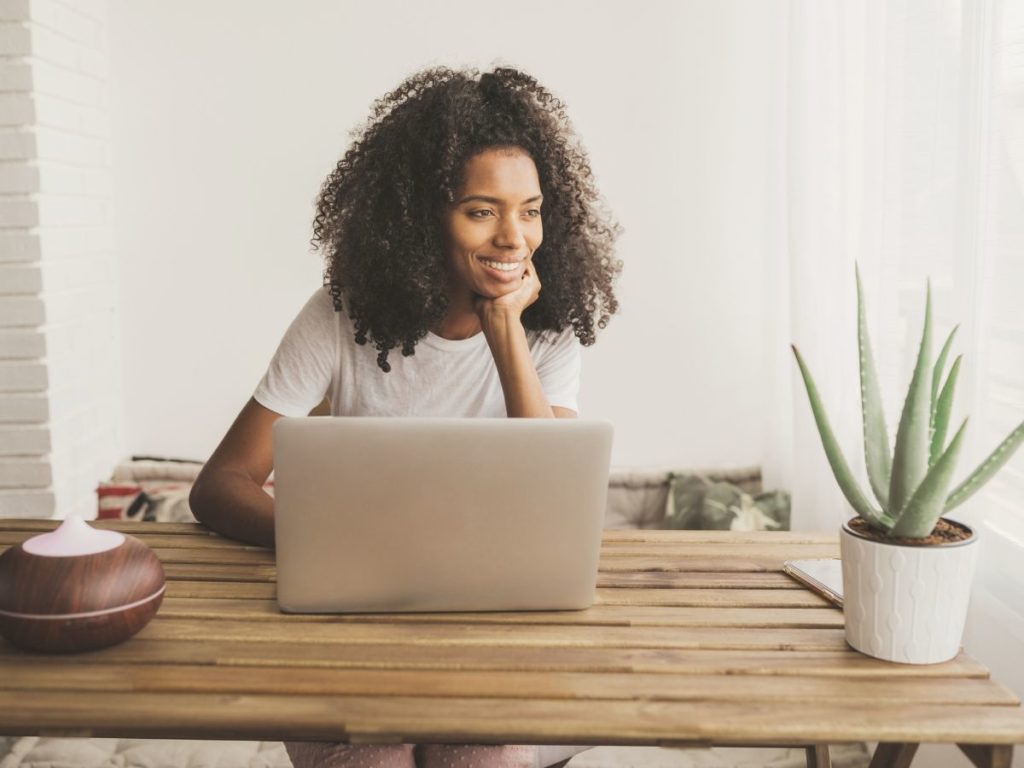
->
xmin=483 ymin=312 xmax=555 ymax=418
xmin=189 ymin=468 xmax=276 ymax=549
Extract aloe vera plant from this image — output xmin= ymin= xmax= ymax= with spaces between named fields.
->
xmin=791 ymin=266 xmax=1024 ymax=539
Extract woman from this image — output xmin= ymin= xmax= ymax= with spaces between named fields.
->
xmin=190 ymin=64 xmax=621 ymax=768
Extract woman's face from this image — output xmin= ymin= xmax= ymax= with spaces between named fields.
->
xmin=442 ymin=147 xmax=544 ymax=301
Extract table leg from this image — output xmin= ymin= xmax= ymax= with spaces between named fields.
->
xmin=958 ymin=744 xmax=1014 ymax=768
xmin=868 ymin=742 xmax=919 ymax=768
xmin=805 ymin=744 xmax=831 ymax=768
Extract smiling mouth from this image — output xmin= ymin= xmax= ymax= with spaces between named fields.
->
xmin=478 ymin=258 xmax=522 ymax=272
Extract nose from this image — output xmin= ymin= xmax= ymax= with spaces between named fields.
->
xmin=494 ymin=214 xmax=526 ymax=250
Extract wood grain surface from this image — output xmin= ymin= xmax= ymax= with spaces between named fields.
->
xmin=0 ymin=521 xmax=1022 ymax=749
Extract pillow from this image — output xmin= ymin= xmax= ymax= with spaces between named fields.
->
xmin=603 ymin=467 xmax=764 ymax=530
xmin=664 ymin=473 xmax=791 ymax=531
xmin=97 ymin=458 xmax=274 ymax=522
xmin=97 ymin=480 xmax=196 ymax=522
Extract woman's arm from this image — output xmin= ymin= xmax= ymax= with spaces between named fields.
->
xmin=478 ymin=258 xmax=576 ymax=419
xmin=189 ymin=398 xmax=281 ymax=548
xmin=482 ymin=312 xmax=575 ymax=418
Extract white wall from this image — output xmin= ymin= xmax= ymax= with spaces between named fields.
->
xmin=106 ymin=0 xmax=780 ymax=470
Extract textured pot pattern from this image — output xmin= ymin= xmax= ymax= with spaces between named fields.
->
xmin=840 ymin=519 xmax=979 ymax=665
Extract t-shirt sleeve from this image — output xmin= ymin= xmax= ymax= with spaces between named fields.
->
xmin=253 ymin=288 xmax=336 ymax=417
xmin=533 ymin=327 xmax=582 ymax=414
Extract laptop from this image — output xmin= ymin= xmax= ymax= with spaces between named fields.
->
xmin=272 ymin=417 xmax=613 ymax=613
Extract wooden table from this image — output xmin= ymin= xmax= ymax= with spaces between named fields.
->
xmin=1 ymin=520 xmax=1022 ymax=768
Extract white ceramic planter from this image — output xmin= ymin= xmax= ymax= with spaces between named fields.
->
xmin=840 ymin=518 xmax=979 ymax=664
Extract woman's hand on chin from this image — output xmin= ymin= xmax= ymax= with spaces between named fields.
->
xmin=474 ymin=258 xmax=541 ymax=332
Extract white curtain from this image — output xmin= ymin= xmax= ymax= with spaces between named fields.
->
xmin=763 ymin=0 xmax=988 ymax=534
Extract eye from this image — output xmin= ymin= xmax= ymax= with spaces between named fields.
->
xmin=524 ymin=209 xmax=542 ymax=218
xmin=468 ymin=209 xmax=494 ymax=219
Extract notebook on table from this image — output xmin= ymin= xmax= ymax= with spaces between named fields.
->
xmin=783 ymin=558 xmax=844 ymax=607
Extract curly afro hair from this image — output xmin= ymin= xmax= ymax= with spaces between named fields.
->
xmin=312 ymin=64 xmax=622 ymax=372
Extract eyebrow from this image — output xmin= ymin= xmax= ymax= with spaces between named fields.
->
xmin=456 ymin=194 xmax=544 ymax=205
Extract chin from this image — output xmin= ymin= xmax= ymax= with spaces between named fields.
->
xmin=477 ymin=284 xmax=518 ymax=300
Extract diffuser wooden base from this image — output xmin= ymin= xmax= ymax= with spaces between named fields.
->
xmin=0 ymin=526 xmax=165 ymax=653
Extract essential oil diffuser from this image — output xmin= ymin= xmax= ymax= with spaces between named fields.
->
xmin=0 ymin=515 xmax=165 ymax=653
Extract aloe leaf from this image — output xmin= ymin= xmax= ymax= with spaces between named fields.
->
xmin=791 ymin=345 xmax=893 ymax=531
xmin=944 ymin=418 xmax=1024 ymax=512
xmin=931 ymin=325 xmax=959 ymax=426
xmin=929 ymin=355 xmax=962 ymax=467
xmin=855 ymin=264 xmax=892 ymax=510
xmin=891 ymin=419 xmax=969 ymax=538
xmin=889 ymin=282 xmax=933 ymax=520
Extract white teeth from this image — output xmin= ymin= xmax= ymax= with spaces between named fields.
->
xmin=480 ymin=259 xmax=520 ymax=272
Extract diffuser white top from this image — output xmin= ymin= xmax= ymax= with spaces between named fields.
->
xmin=22 ymin=515 xmax=125 ymax=557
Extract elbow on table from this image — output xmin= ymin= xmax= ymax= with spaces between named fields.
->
xmin=188 ymin=474 xmax=212 ymax=527
xmin=188 ymin=464 xmax=231 ymax=531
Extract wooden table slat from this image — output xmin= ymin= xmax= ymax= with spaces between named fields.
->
xmin=0 ymin=546 xmax=839 ymax=577
xmin=601 ymin=530 xmax=838 ymax=544
xmin=0 ymin=520 xmax=838 ymax=545
xmin=0 ymin=640 xmax=990 ymax=678
xmin=0 ymin=663 xmax=1015 ymax=706
xmin=161 ymin=576 xmax=809 ymax=599
xmin=156 ymin=597 xmax=844 ymax=628
xmin=157 ymin=559 xmax=823 ymax=578
xmin=0 ymin=691 xmax=1021 ymax=745
xmin=595 ymin=588 xmax=830 ymax=608
xmin=597 ymin=572 xmax=803 ymax=588
xmin=598 ymin=544 xmax=840 ymax=557
xmin=159 ymin=573 xmax=811 ymax=593
xmin=137 ymin=616 xmax=851 ymax=651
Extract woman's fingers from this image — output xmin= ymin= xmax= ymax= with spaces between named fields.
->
xmin=473 ymin=258 xmax=541 ymax=326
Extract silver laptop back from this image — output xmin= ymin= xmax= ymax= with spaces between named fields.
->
xmin=273 ymin=417 xmax=613 ymax=613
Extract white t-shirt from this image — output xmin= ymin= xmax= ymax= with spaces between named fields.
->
xmin=253 ymin=287 xmax=581 ymax=418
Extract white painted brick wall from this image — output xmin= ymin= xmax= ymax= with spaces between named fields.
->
xmin=0 ymin=231 xmax=40 ymax=261
xmin=0 ymin=199 xmax=112 ymax=230
xmin=28 ymin=22 xmax=104 ymax=77
xmin=0 ymin=127 xmax=35 ymax=158
xmin=40 ymin=255 xmax=108 ymax=293
xmin=0 ymin=2 xmax=32 ymax=22
xmin=34 ymin=125 xmax=108 ymax=164
xmin=0 ymin=24 xmax=32 ymax=56
xmin=32 ymin=57 xmax=103 ymax=105
xmin=0 ymin=163 xmax=39 ymax=193
xmin=0 ymin=296 xmax=44 ymax=325
xmin=0 ymin=423 xmax=49 ymax=453
xmin=0 ymin=263 xmax=42 ymax=292
xmin=38 ymin=194 xmax=109 ymax=227
xmin=0 ymin=91 xmax=33 ymax=122
xmin=0 ymin=488 xmax=55 ymax=518
xmin=0 ymin=455 xmax=50 ymax=486
xmin=29 ymin=0 xmax=103 ymax=49
xmin=38 ymin=164 xmax=109 ymax=196
xmin=38 ymin=226 xmax=110 ymax=256
xmin=0 ymin=360 xmax=47 ymax=390
xmin=0 ymin=0 xmax=121 ymax=520
xmin=44 ymin=287 xmax=112 ymax=326
xmin=0 ymin=60 xmax=31 ymax=89
xmin=0 ymin=328 xmax=44 ymax=358
xmin=0 ymin=392 xmax=47 ymax=420
xmin=34 ymin=94 xmax=107 ymax=136
xmin=0 ymin=196 xmax=37 ymax=226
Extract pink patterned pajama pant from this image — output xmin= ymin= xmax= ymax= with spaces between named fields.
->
xmin=285 ymin=741 xmax=539 ymax=768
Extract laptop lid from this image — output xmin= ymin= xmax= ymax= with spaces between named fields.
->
xmin=272 ymin=417 xmax=613 ymax=613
